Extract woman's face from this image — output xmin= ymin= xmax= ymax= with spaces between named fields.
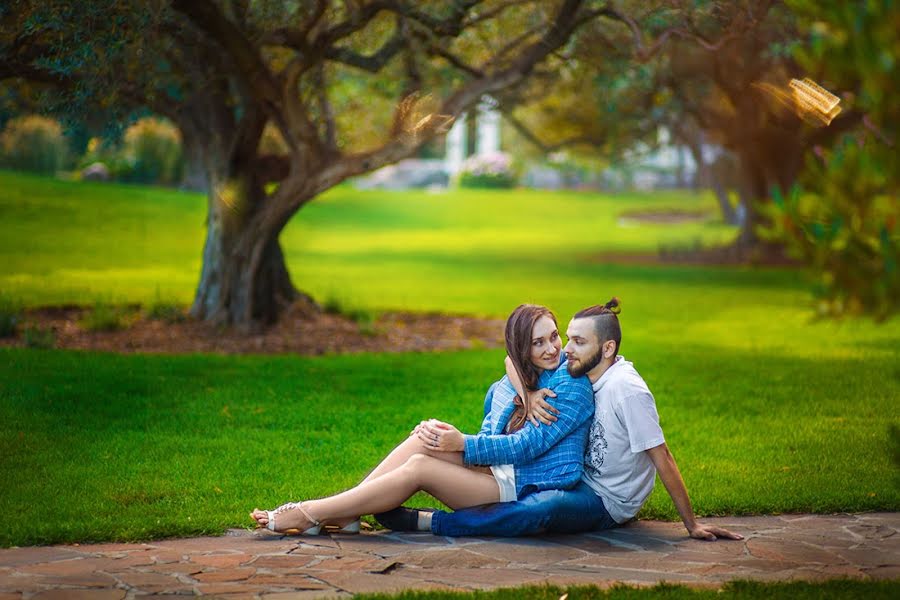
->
xmin=529 ymin=315 xmax=561 ymax=371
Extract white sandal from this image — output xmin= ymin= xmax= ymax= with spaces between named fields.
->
xmin=264 ymin=502 xmax=321 ymax=535
xmin=322 ymin=520 xmax=361 ymax=534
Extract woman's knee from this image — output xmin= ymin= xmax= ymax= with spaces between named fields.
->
xmin=401 ymin=434 xmax=432 ymax=455
xmin=400 ymin=453 xmax=435 ymax=483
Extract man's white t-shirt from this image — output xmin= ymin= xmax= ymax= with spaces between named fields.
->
xmin=582 ymin=355 xmax=665 ymax=523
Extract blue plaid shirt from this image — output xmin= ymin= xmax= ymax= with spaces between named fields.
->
xmin=462 ymin=362 xmax=594 ymax=498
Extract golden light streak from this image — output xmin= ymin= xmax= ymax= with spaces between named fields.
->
xmin=753 ymin=77 xmax=842 ymax=127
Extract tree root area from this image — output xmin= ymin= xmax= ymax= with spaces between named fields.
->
xmin=2 ymin=304 xmax=506 ymax=355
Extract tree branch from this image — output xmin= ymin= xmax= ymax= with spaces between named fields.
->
xmin=325 ymin=29 xmax=405 ymax=72
xmin=596 ymin=6 xmax=746 ymax=63
xmin=171 ymin=0 xmax=281 ymax=103
xmin=315 ymin=0 xmax=588 ymax=192
xmin=462 ymin=0 xmax=535 ymax=27
xmin=313 ymin=64 xmax=338 ymax=153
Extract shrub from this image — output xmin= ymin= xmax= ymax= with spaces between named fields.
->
xmin=81 ymin=301 xmax=128 ymax=332
xmin=0 ymin=294 xmax=22 ymax=338
xmin=760 ymin=136 xmax=899 ymax=320
xmin=0 ymin=115 xmax=67 ymax=175
xmin=122 ymin=117 xmax=184 ymax=185
xmin=146 ymin=299 xmax=186 ymax=323
xmin=319 ymin=295 xmax=379 ymax=335
xmin=322 ymin=296 xmax=344 ymax=315
xmin=348 ymin=308 xmax=379 ymax=336
xmin=458 ymin=152 xmax=516 ymax=189
xmin=23 ymin=325 xmax=55 ymax=349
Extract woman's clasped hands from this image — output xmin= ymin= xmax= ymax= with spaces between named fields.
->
xmin=411 ymin=419 xmax=464 ymax=452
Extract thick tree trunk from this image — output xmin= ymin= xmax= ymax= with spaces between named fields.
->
xmin=180 ymin=135 xmax=208 ymax=192
xmin=189 ymin=172 xmax=315 ymax=329
xmin=734 ymin=135 xmax=803 ymax=252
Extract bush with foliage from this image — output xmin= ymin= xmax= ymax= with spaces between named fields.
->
xmin=23 ymin=325 xmax=55 ymax=349
xmin=761 ymin=0 xmax=899 ymax=320
xmin=80 ymin=301 xmax=129 ymax=332
xmin=122 ymin=117 xmax=184 ymax=185
xmin=0 ymin=115 xmax=67 ymax=175
xmin=761 ymin=138 xmax=898 ymax=319
xmin=458 ymin=152 xmax=516 ymax=189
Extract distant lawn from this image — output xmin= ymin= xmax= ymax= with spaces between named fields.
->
xmin=0 ymin=169 xmax=737 ymax=313
xmin=1 ymin=344 xmax=897 ymax=547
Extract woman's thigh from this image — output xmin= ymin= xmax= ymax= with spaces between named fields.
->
xmin=409 ymin=455 xmax=500 ymax=510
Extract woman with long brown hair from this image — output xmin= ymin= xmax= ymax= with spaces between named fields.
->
xmin=250 ymin=303 xmax=594 ymax=534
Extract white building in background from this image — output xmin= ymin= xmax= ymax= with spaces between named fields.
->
xmin=445 ymin=96 xmax=502 ymax=177
xmin=603 ymin=127 xmax=708 ymax=191
xmin=356 ymin=95 xmax=502 ymax=190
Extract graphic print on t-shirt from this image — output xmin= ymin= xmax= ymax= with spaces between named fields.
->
xmin=585 ymin=417 xmax=608 ymax=477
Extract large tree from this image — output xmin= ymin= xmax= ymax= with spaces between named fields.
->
xmin=508 ymin=1 xmax=864 ymax=247
xmin=1 ymin=0 xmax=609 ymax=327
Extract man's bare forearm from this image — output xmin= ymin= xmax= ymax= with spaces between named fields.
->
xmin=646 ymin=443 xmax=697 ymax=531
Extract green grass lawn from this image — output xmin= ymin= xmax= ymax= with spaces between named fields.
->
xmin=1 ymin=170 xmax=899 ymax=548
xmin=0 ymin=169 xmax=736 ymax=311
xmin=359 ymin=581 xmax=899 ymax=600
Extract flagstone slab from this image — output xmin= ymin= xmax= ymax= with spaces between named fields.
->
xmin=389 ymin=548 xmax=508 ymax=569
xmin=31 ymin=591 xmax=125 ymax=600
xmin=0 ymin=548 xmax=82 ymax=569
xmin=463 ymin=539 xmax=587 ymax=565
xmin=190 ymin=552 xmax=255 ymax=569
xmin=0 ymin=513 xmax=897 ymax=596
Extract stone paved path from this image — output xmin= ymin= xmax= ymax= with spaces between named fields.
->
xmin=1 ymin=513 xmax=897 ymax=598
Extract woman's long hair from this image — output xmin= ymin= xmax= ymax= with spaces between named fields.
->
xmin=505 ymin=304 xmax=557 ymax=432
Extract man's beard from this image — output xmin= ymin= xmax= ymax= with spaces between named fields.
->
xmin=567 ymin=346 xmax=603 ymax=378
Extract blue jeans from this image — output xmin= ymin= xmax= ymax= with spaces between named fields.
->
xmin=431 ymin=480 xmax=618 ymax=537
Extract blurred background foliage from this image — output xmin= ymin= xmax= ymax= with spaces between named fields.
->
xmin=760 ymin=0 xmax=898 ymax=320
xmin=0 ymin=0 xmax=896 ymax=320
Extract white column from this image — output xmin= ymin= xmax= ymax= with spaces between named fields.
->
xmin=445 ymin=112 xmax=467 ymax=176
xmin=476 ymin=96 xmax=500 ymax=156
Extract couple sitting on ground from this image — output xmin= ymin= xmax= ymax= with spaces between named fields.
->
xmin=251 ymin=299 xmax=742 ymax=541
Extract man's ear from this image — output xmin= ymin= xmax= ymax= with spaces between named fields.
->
xmin=603 ymin=340 xmax=616 ymax=358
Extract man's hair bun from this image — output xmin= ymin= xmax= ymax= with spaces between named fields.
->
xmin=603 ymin=297 xmax=621 ymax=314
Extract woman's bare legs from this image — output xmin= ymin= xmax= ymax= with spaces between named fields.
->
xmin=312 ymin=433 xmax=465 ymax=529
xmin=251 ymin=453 xmax=498 ymax=532
xmin=362 ymin=432 xmax=464 ymax=483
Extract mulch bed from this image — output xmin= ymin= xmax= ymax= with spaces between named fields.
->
xmin=1 ymin=304 xmax=506 ymax=355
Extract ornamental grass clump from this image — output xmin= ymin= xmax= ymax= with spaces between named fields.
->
xmin=122 ymin=117 xmax=184 ymax=185
xmin=81 ymin=301 xmax=129 ymax=332
xmin=0 ymin=115 xmax=68 ymax=175
xmin=458 ymin=152 xmax=516 ymax=189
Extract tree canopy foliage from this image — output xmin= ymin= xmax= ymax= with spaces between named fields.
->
xmin=1 ymin=0 xmax=610 ymax=327
xmin=759 ymin=0 xmax=898 ymax=319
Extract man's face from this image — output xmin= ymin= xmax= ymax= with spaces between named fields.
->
xmin=564 ymin=318 xmax=603 ymax=378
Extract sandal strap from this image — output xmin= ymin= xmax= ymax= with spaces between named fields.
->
xmin=295 ymin=502 xmax=321 ymax=527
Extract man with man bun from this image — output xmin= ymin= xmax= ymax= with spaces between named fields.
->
xmin=378 ymin=298 xmax=742 ymax=541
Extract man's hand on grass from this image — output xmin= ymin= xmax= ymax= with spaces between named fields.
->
xmin=687 ymin=522 xmax=744 ymax=541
